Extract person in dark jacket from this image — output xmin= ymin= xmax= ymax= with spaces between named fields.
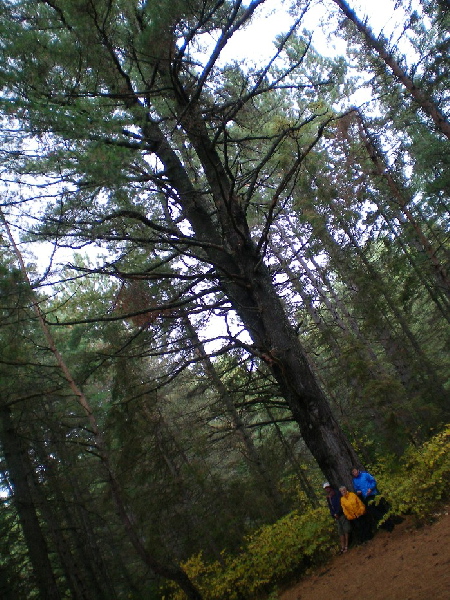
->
xmin=323 ymin=482 xmax=351 ymax=553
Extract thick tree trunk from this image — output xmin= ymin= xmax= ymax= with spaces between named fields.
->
xmin=143 ymin=110 xmax=361 ymax=489
xmin=18 ymin=0 xmax=361 ymax=491
xmin=232 ymin=257 xmax=361 ymax=488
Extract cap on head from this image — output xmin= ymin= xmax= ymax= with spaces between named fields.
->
xmin=323 ymin=482 xmax=331 ymax=489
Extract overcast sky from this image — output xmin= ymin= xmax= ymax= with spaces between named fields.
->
xmin=218 ymin=0 xmax=412 ymax=64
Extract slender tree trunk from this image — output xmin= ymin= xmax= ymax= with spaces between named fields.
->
xmin=55 ymin=448 xmax=120 ymax=600
xmin=0 ymin=405 xmax=62 ymax=600
xmin=333 ymin=0 xmax=450 ymax=139
xmin=273 ymin=223 xmax=387 ymax=374
xmin=273 ymin=221 xmax=398 ymax=371
xmin=32 ymin=481 xmax=90 ymax=600
xmin=352 ymin=109 xmax=450 ymax=305
xmin=32 ymin=433 xmax=117 ymax=600
xmin=263 ymin=404 xmax=320 ymax=507
xmin=287 ymin=195 xmax=450 ymax=427
xmin=1 ymin=212 xmax=203 ymax=600
xmin=327 ymin=200 xmax=450 ymax=412
xmin=142 ymin=404 xmax=226 ymax=565
xmin=182 ymin=314 xmax=288 ymax=517
xmin=377 ymin=204 xmax=450 ymax=322
xmin=0 ymin=563 xmax=14 ymax=600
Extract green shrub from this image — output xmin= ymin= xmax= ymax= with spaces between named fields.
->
xmin=376 ymin=424 xmax=450 ymax=520
xmin=164 ymin=425 xmax=450 ymax=599
xmin=163 ymin=508 xmax=335 ymax=600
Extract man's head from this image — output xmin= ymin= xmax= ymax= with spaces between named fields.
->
xmin=339 ymin=485 xmax=348 ymax=496
xmin=323 ymin=482 xmax=332 ymax=493
xmin=351 ymin=468 xmax=360 ymax=477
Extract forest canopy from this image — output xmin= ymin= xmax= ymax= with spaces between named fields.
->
xmin=0 ymin=0 xmax=449 ymax=598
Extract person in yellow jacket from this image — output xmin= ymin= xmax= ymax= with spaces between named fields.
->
xmin=339 ymin=486 xmax=373 ymax=544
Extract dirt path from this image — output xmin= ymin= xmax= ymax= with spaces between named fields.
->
xmin=279 ymin=508 xmax=450 ymax=600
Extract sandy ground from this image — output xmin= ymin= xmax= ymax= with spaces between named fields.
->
xmin=278 ymin=508 xmax=450 ymax=600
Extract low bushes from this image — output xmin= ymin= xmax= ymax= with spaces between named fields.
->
xmin=376 ymin=424 xmax=450 ymax=520
xmin=165 ymin=425 xmax=450 ymax=600
xmin=164 ymin=508 xmax=335 ymax=600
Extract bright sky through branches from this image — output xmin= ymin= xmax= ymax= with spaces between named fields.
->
xmin=6 ymin=0 xmax=416 ymax=278
xmin=219 ymin=0 xmax=413 ymax=64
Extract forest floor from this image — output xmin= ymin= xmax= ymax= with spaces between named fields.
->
xmin=277 ymin=506 xmax=450 ymax=600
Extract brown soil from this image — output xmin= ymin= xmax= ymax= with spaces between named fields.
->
xmin=278 ymin=508 xmax=450 ymax=600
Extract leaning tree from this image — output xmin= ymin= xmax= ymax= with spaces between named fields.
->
xmin=0 ymin=0 xmax=363 ymax=486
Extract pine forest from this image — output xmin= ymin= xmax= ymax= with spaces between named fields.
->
xmin=0 ymin=1 xmax=449 ymax=598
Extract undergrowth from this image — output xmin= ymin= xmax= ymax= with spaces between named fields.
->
xmin=162 ymin=424 xmax=450 ymax=600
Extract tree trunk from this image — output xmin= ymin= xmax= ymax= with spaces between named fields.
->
xmin=326 ymin=199 xmax=450 ymax=415
xmin=143 ymin=404 xmax=227 ymax=565
xmin=1 ymin=211 xmax=204 ymax=600
xmin=6 ymin=0 xmax=361 ymax=491
xmin=352 ymin=109 xmax=450 ymax=306
xmin=182 ymin=314 xmax=288 ymax=517
xmin=32 ymin=433 xmax=117 ymax=600
xmin=140 ymin=105 xmax=361 ymax=489
xmin=332 ymin=0 xmax=450 ymax=140
xmin=263 ymin=404 xmax=320 ymax=507
xmin=0 ymin=405 xmax=62 ymax=600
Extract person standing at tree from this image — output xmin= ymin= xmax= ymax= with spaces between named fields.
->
xmin=351 ymin=467 xmax=378 ymax=502
xmin=323 ymin=482 xmax=351 ymax=553
xmin=339 ymin=486 xmax=372 ymax=544
xmin=351 ymin=467 xmax=394 ymax=531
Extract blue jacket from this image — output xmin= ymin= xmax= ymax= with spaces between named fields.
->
xmin=352 ymin=470 xmax=379 ymax=498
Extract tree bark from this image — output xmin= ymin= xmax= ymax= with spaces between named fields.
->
xmin=9 ymin=0 xmax=362 ymax=491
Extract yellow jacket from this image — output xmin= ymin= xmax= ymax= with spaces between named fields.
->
xmin=340 ymin=491 xmax=366 ymax=520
